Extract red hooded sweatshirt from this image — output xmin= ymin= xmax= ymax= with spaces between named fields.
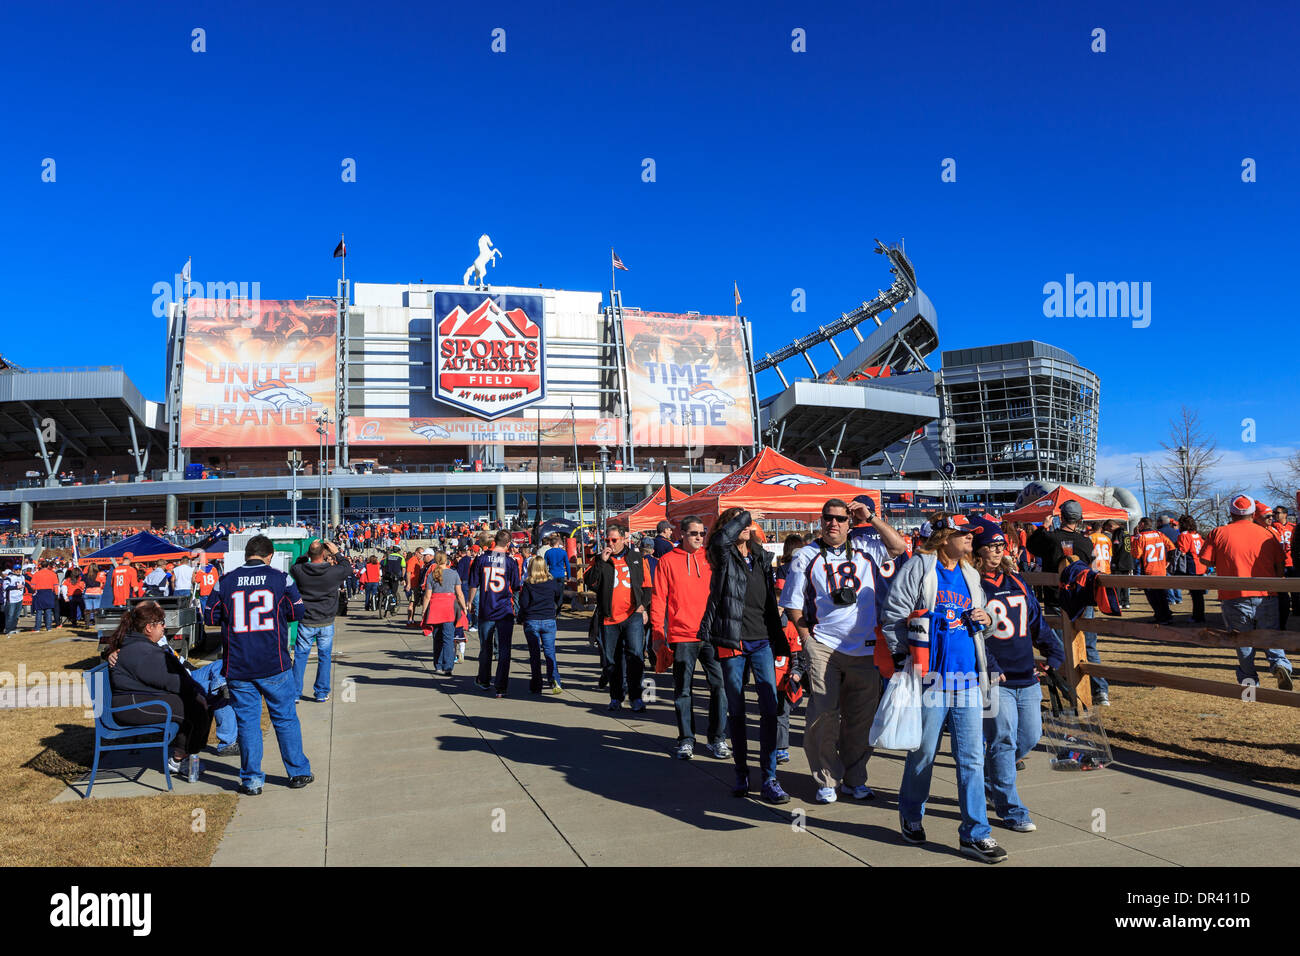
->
xmin=649 ymin=546 xmax=712 ymax=644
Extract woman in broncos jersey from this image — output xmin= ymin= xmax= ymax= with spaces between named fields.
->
xmin=972 ymin=521 xmax=1064 ymax=834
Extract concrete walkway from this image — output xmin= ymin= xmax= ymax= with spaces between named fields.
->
xmin=203 ymin=609 xmax=1300 ymax=866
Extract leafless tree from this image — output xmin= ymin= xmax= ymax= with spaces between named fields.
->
xmin=1148 ymin=406 xmax=1223 ymax=528
xmin=1264 ymin=450 xmax=1300 ymax=505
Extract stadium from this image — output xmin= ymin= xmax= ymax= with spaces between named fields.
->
xmin=0 ymin=238 xmax=1137 ymax=534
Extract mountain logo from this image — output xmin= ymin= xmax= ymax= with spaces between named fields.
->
xmin=433 ymin=292 xmax=546 ymax=420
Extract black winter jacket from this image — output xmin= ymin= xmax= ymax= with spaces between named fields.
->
xmin=583 ymin=547 xmax=647 ymax=622
xmin=696 ymin=510 xmax=789 ymax=654
xmin=109 ymin=632 xmax=192 ymax=698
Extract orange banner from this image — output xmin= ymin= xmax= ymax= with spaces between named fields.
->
xmin=347 ymin=416 xmax=623 ymax=446
xmin=621 ymin=312 xmax=754 ymax=447
xmin=180 ymin=299 xmax=338 ymax=448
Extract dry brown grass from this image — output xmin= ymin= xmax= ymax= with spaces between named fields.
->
xmin=0 ymin=623 xmax=237 ymax=866
xmin=1086 ymin=591 xmax=1300 ymax=789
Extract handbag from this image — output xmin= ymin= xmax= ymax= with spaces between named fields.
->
xmin=868 ymin=660 xmax=922 ymax=751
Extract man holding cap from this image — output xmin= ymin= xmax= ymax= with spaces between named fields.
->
xmin=289 ymin=538 xmax=352 ymax=703
xmin=1027 ymin=499 xmax=1109 ymax=704
xmin=847 ymin=494 xmax=909 ymax=563
xmin=1200 ymin=494 xmax=1291 ymax=690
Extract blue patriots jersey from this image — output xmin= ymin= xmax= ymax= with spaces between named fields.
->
xmin=978 ymin=570 xmax=1064 ymax=687
xmin=206 ymin=561 xmax=305 ymax=681
xmin=469 ymin=550 xmax=520 ymax=621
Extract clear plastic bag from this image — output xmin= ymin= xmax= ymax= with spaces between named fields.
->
xmin=869 ymin=661 xmax=923 ymax=752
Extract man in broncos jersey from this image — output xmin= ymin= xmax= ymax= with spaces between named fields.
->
xmin=205 ymin=534 xmax=313 ymax=795
xmin=467 ymin=530 xmax=521 ymax=697
xmin=780 ymin=497 xmax=890 ymax=804
xmin=972 ymin=520 xmax=1063 ymax=833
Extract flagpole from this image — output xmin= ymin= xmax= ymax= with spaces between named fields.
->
xmin=340 ymin=233 xmax=346 ymax=284
xmin=610 ymin=247 xmax=616 ymax=296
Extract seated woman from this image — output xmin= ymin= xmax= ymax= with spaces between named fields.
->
xmin=105 ymin=601 xmax=213 ymax=780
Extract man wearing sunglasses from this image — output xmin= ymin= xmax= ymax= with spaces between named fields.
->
xmin=584 ymin=522 xmax=649 ymax=711
xmin=780 ymin=497 xmax=891 ymax=804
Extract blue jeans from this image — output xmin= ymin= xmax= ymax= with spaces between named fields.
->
xmin=227 ymin=669 xmax=311 ymax=789
xmin=84 ymin=593 xmax=101 ymax=620
xmin=364 ymin=582 xmax=378 ymax=609
xmin=522 ymin=619 xmax=560 ymax=688
xmin=33 ymin=605 xmax=54 ymax=630
xmin=477 ymin=616 xmax=515 ymax=693
xmin=719 ymin=642 xmax=779 ymax=783
xmin=189 ymin=660 xmax=237 ymax=747
xmin=1078 ymin=605 xmax=1108 ymax=697
xmin=601 ymin=614 xmax=645 ymax=702
xmin=3 ymin=603 xmax=20 ymax=634
xmin=899 ymin=681 xmax=991 ymax=843
xmin=432 ymin=621 xmax=456 ymax=672
xmin=293 ymin=623 xmax=334 ymax=700
xmin=983 ymin=683 xmax=1042 ymax=826
xmin=1222 ymin=597 xmax=1290 ymax=683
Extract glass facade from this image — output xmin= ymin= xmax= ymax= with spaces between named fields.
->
xmin=187 ymin=488 xmax=650 ymax=526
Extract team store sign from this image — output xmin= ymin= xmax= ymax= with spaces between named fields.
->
xmin=433 ymin=292 xmax=545 ymax=420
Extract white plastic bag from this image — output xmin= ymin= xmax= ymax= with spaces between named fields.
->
xmin=868 ymin=661 xmax=922 ymax=751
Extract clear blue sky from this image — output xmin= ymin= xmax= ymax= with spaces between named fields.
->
xmin=3 ymin=0 xmax=1295 ymax=497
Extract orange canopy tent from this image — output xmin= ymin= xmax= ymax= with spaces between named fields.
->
xmin=1001 ymin=486 xmax=1128 ymax=524
xmin=610 ymin=484 xmax=670 ymax=533
xmin=664 ymin=447 xmax=881 ymax=526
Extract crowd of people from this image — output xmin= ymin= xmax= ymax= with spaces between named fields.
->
xmin=7 ymin=493 xmax=1295 ymax=858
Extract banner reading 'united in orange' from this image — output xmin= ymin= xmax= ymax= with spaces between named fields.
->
xmin=180 ymin=299 xmax=337 ymax=447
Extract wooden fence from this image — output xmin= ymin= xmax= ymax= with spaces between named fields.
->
xmin=1023 ymin=571 xmax=1300 ymax=709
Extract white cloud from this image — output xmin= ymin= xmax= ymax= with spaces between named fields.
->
xmin=1094 ymin=443 xmax=1300 ymax=504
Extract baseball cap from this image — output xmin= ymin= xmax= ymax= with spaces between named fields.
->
xmin=971 ymin=519 xmax=1006 ymax=551
xmin=933 ymin=515 xmax=973 ymax=534
xmin=1255 ymin=501 xmax=1272 ymax=518
xmin=1060 ymin=500 xmax=1084 ymax=522
xmin=918 ymin=521 xmax=933 ymax=538
xmin=1229 ymin=494 xmax=1255 ymax=516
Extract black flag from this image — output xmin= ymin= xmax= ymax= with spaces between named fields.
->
xmin=333 ymin=239 xmax=346 ymax=258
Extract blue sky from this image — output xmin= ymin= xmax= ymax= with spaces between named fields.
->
xmin=3 ymin=0 xmax=1295 ymax=498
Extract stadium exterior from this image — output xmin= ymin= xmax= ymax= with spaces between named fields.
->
xmin=0 ymin=242 xmax=1119 ymax=533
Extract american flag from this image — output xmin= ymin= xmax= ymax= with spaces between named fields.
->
xmin=71 ymin=530 xmax=79 ymax=568
xmin=611 ymin=249 xmax=628 ymax=271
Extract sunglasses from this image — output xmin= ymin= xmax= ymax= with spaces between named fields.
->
xmin=683 ymin=530 xmax=705 ymax=536
xmin=821 ymin=513 xmax=850 ymax=523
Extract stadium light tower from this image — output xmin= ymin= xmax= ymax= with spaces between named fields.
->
xmin=314 ymin=412 xmax=333 ymax=531
xmin=287 ymin=450 xmax=303 ymax=526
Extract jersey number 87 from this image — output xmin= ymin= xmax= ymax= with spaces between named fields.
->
xmin=984 ymin=594 xmax=1027 ymax=640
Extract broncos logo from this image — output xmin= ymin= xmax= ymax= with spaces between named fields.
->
xmin=688 ymin=384 xmax=735 ymax=408
xmin=589 ymin=422 xmax=615 ymax=442
xmin=758 ymin=473 xmax=826 ymax=488
xmin=411 ymin=421 xmax=453 ymax=441
xmin=248 ymin=381 xmax=313 ymax=410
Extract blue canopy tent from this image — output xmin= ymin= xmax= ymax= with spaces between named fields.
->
xmin=78 ymin=531 xmax=194 ymax=566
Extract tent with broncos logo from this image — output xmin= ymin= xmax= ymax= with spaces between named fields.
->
xmin=663 ymin=447 xmax=881 ymax=528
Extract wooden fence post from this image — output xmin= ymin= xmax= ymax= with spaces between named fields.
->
xmin=1059 ymin=610 xmax=1092 ymax=710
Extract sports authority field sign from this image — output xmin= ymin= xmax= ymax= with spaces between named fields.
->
xmin=433 ymin=292 xmax=545 ymax=420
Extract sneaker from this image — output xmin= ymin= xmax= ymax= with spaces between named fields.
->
xmin=706 ymin=740 xmax=731 ymax=759
xmin=475 ymin=680 xmax=492 ymax=691
xmin=550 ymin=683 xmax=563 ymax=695
xmin=1095 ymin=693 xmax=1111 ymax=707
xmin=960 ymin=837 xmax=1008 ymax=863
xmin=774 ymin=748 xmax=790 ymax=764
xmin=288 ymin=774 xmax=315 ymax=789
xmin=216 ymin=742 xmax=241 ymax=757
xmin=731 ymin=771 xmax=751 ymax=797
xmin=315 ymin=694 xmax=331 ymax=703
xmin=761 ymin=778 xmax=791 ymax=805
xmin=815 ymin=786 xmax=837 ymax=804
xmin=167 ymin=756 xmax=182 ymax=774
xmin=901 ymin=819 xmax=926 ymax=844
xmin=1004 ymin=818 xmax=1037 ymax=832
xmin=237 ymin=783 xmax=263 ymax=796
xmin=1273 ymin=665 xmax=1294 ymax=692
xmin=1014 ymin=759 xmax=1026 ymax=771
xmin=495 ymin=691 xmax=507 ymax=698
xmin=675 ymin=740 xmax=694 ymax=760
xmin=839 ymin=783 xmax=875 ymax=801
xmin=607 ymin=699 xmax=621 ymax=711
xmin=630 ymin=699 xmax=647 ymax=713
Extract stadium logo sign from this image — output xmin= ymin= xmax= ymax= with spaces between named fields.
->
xmin=1042 ymin=274 xmax=1151 ymax=329
xmin=410 ymin=420 xmax=453 ymax=441
xmin=434 ymin=293 xmax=545 ymax=420
xmin=248 ymin=381 xmax=313 ymax=411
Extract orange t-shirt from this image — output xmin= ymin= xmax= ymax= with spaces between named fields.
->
xmin=1089 ymin=533 xmax=1112 ymax=574
xmin=1177 ymin=531 xmax=1205 ymax=575
xmin=1131 ymin=530 xmax=1170 ymax=577
xmin=197 ymin=569 xmax=219 ymax=596
xmin=30 ymin=568 xmax=58 ymax=593
xmin=603 ymin=554 xmax=634 ymax=626
xmin=1198 ymin=521 xmax=1285 ymax=600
